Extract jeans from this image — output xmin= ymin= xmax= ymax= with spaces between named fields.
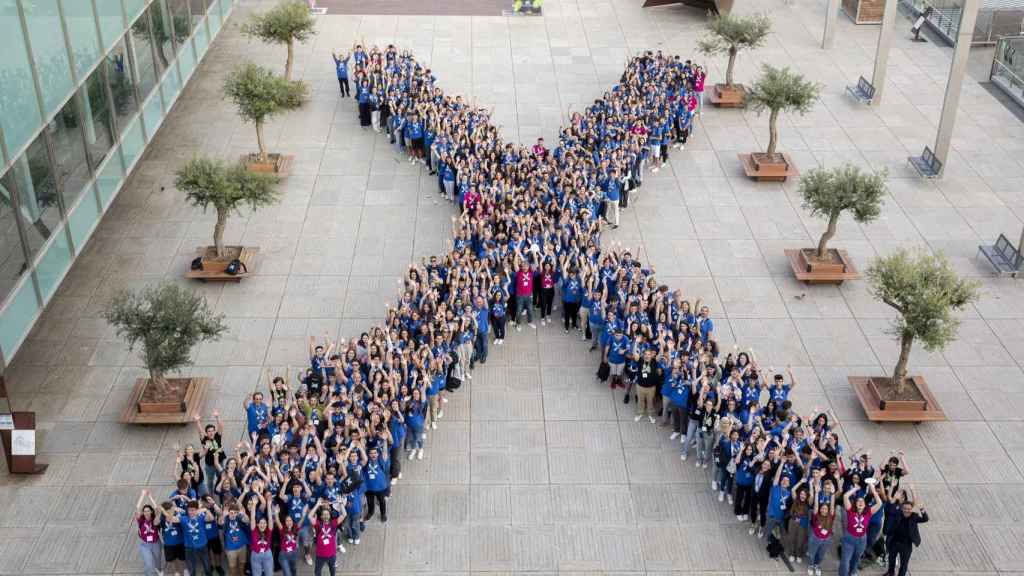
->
xmin=405 ymin=424 xmax=424 ymax=450
xmin=185 ymin=545 xmax=212 ymax=576
xmin=251 ymin=550 xmax=274 ymax=576
xmin=839 ymin=533 xmax=868 ymax=576
xmin=765 ymin=515 xmax=785 ymax=539
xmin=315 ymin=554 xmax=336 ymax=576
xmin=473 ymin=331 xmax=488 ymax=365
xmin=344 ymin=510 xmax=362 ymax=540
xmin=696 ymin=430 xmax=712 ymax=464
xmin=717 ymin=466 xmax=734 ymax=496
xmin=867 ymin=518 xmax=883 ymax=552
xmin=139 ymin=541 xmax=163 ymax=576
xmin=204 ymin=463 xmax=219 ymax=497
xmin=681 ymin=419 xmax=699 ymax=458
xmin=515 ymin=295 xmax=533 ymax=324
xmin=280 ymin=550 xmax=299 ymax=576
xmin=808 ymin=533 xmax=833 ymax=567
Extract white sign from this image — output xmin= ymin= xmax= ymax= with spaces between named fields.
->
xmin=11 ymin=429 xmax=35 ymax=456
xmin=0 ymin=414 xmax=13 ymax=430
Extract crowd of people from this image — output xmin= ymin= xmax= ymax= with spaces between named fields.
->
xmin=131 ymin=44 xmax=928 ymax=576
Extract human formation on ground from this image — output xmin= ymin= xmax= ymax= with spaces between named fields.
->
xmin=132 ymin=44 xmax=928 ymax=576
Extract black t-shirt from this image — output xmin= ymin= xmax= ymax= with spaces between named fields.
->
xmin=202 ymin=432 xmax=224 ymax=467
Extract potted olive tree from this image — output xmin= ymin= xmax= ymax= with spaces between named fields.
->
xmin=741 ymin=65 xmax=820 ymax=182
xmin=242 ymin=0 xmax=317 ymax=82
xmin=849 ymin=249 xmax=980 ymax=422
xmin=224 ymin=62 xmax=307 ymax=175
xmin=786 ymin=164 xmax=886 ymax=284
xmin=104 ymin=282 xmax=227 ymax=424
xmin=697 ymin=12 xmax=771 ymax=107
xmin=176 ymin=156 xmax=281 ymax=280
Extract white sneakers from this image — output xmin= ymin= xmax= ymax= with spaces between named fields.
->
xmin=431 ymin=421 xmax=437 ymax=430
xmin=529 ymin=323 xmax=537 ymax=329
xmin=718 ymin=492 xmax=724 ymax=502
xmin=436 ymin=410 xmax=444 ymax=419
xmin=711 ymin=480 xmax=718 ymax=491
xmin=634 ymin=415 xmax=642 ymax=422
xmin=408 ymin=451 xmax=416 ymax=460
xmin=338 ymin=543 xmax=347 ymax=554
xmin=669 ymin=432 xmax=679 ymax=440
xmin=417 ymin=449 xmax=424 ymax=460
xmin=648 ymin=416 xmax=655 ymax=424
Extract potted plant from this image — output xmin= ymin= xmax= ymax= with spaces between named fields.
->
xmin=103 ymin=282 xmax=227 ymax=424
xmin=786 ymin=164 xmax=886 ymax=284
xmin=223 ymin=62 xmax=307 ymax=174
xmin=176 ymin=156 xmax=281 ymax=279
xmin=740 ymin=64 xmax=820 ymax=182
xmin=848 ymin=249 xmax=980 ymax=422
xmin=241 ymin=0 xmax=317 ymax=82
xmin=697 ymin=12 xmax=771 ymax=107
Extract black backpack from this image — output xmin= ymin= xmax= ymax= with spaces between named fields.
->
xmin=190 ymin=256 xmax=203 ymax=271
xmin=225 ymin=259 xmax=247 ymax=275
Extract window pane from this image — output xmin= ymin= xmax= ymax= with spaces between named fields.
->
xmin=149 ymin=0 xmax=176 ymax=68
xmin=129 ymin=12 xmax=159 ymax=102
xmin=208 ymin=4 xmax=221 ymax=35
xmin=68 ymin=182 xmax=100 ymax=252
xmin=190 ymin=0 xmax=205 ymax=28
xmin=143 ymin=91 xmax=164 ymax=139
xmin=97 ymin=148 xmax=124 ymax=208
xmin=177 ymin=37 xmax=195 ymax=79
xmin=220 ymin=0 xmax=232 ymax=18
xmin=120 ymin=116 xmax=146 ymax=169
xmin=62 ymin=0 xmax=102 ymax=80
xmin=0 ymin=1 xmax=44 ymax=157
xmin=162 ymin=60 xmax=182 ymax=104
xmin=167 ymin=0 xmax=191 ymax=44
xmin=0 ymin=170 xmax=29 ymax=301
xmin=47 ymin=96 xmax=92 ymax=210
xmin=105 ymin=39 xmax=139 ymax=133
xmin=81 ymin=68 xmax=115 ymax=168
xmin=94 ymin=0 xmax=125 ymax=52
xmin=11 ymin=136 xmax=59 ymax=259
xmin=22 ymin=0 xmax=74 ymax=115
xmin=0 ymin=273 xmax=40 ymax=362
xmin=35 ymin=224 xmax=72 ymax=302
xmin=194 ymin=19 xmax=209 ymax=58
xmin=124 ymin=0 xmax=148 ymax=23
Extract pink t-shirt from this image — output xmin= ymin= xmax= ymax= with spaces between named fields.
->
xmin=811 ymin=513 xmax=834 ymax=540
xmin=515 ymin=269 xmax=533 ymax=297
xmin=280 ymin=526 xmax=300 ymax=554
xmin=541 ymin=272 xmax=555 ymax=289
xmin=251 ymin=527 xmax=272 ymax=553
xmin=846 ymin=508 xmax=871 ymax=538
xmin=315 ymin=518 xmax=338 ymax=558
xmin=138 ymin=517 xmax=159 ymax=543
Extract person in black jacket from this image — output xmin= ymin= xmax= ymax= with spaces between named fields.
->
xmin=884 ymin=495 xmax=928 ymax=576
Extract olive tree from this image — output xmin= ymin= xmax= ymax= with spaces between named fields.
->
xmin=223 ymin=62 xmax=307 ymax=163
xmin=748 ymin=65 xmax=820 ymax=156
xmin=103 ymin=282 xmax=227 ymax=397
xmin=242 ymin=0 xmax=317 ymax=82
xmin=866 ymin=250 xmax=980 ymax=393
xmin=175 ymin=157 xmax=281 ymax=258
xmin=696 ymin=12 xmax=772 ymax=87
xmin=799 ymin=164 xmax=887 ymax=259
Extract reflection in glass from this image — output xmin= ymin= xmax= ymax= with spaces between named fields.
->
xmin=129 ymin=10 xmax=159 ymax=102
xmin=62 ymin=0 xmax=102 ymax=79
xmin=167 ymin=0 xmax=192 ymax=44
xmin=190 ymin=0 xmax=207 ymax=28
xmin=22 ymin=0 xmax=74 ymax=115
xmin=0 ymin=0 xmax=44 ymax=156
xmin=47 ymin=97 xmax=92 ymax=211
xmin=11 ymin=137 xmax=58 ymax=257
xmin=0 ymin=170 xmax=29 ymax=301
xmin=105 ymin=39 xmax=140 ymax=132
xmin=81 ymin=68 xmax=116 ymax=168
xmin=94 ymin=0 xmax=126 ymax=52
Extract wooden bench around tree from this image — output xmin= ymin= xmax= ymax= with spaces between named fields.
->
xmin=845 ymin=76 xmax=876 ymax=105
xmin=185 ymin=247 xmax=258 ymax=283
xmin=978 ymin=233 xmax=1024 ymax=277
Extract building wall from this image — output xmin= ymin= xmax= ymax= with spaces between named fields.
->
xmin=0 ymin=0 xmax=236 ymax=370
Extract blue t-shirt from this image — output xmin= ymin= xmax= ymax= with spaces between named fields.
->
xmin=246 ymin=402 xmax=269 ymax=436
xmin=768 ymin=485 xmax=788 ymax=520
xmin=334 ymin=55 xmax=349 ymax=78
xmin=363 ymin=457 xmax=390 ymax=492
xmin=179 ymin=512 xmax=209 ymax=549
xmin=161 ymin=517 xmax=183 ymax=546
xmin=607 ymin=335 xmax=630 ymax=365
xmin=221 ymin=517 xmax=249 ymax=551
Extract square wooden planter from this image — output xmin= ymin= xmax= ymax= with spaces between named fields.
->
xmin=849 ymin=375 xmax=946 ymax=423
xmin=241 ymin=153 xmax=293 ymax=177
xmin=739 ymin=152 xmax=798 ymax=182
xmin=785 ymin=248 xmax=860 ymax=285
xmin=185 ymin=245 xmax=258 ymax=283
xmin=842 ymin=0 xmax=885 ymax=24
xmin=122 ymin=377 xmax=211 ymax=425
xmin=707 ymin=83 xmax=747 ymax=108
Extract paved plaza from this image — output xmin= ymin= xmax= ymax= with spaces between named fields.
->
xmin=3 ymin=0 xmax=1024 ymax=574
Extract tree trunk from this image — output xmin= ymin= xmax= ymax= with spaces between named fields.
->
xmin=214 ymin=207 xmax=228 ymax=259
xmin=255 ymin=120 xmax=267 ymax=162
xmin=149 ymin=368 xmax=168 ymax=397
xmin=892 ymin=333 xmax=913 ymax=395
xmin=726 ymin=46 xmax=737 ymax=87
xmin=817 ymin=212 xmax=839 ymax=259
xmin=766 ymin=108 xmax=780 ymax=155
xmin=285 ymin=38 xmax=294 ymax=82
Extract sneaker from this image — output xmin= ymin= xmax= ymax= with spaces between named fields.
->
xmin=757 ymin=527 xmax=764 ymax=539
xmin=728 ymin=495 xmax=734 ymax=505
xmin=436 ymin=410 xmax=444 ymax=419
xmin=354 ymin=539 xmax=360 ymax=545
xmin=696 ymin=460 xmax=702 ymax=468
xmin=648 ymin=416 xmax=656 ymax=424
xmin=391 ymin=477 xmax=397 ymax=485
xmin=338 ymin=543 xmax=347 ymax=554
xmin=702 ymin=462 xmax=708 ymax=469
xmin=516 ymin=325 xmax=522 ymax=332
xmin=670 ymin=432 xmax=680 ymax=440
xmin=408 ymin=451 xmax=416 ymax=460
xmin=797 ymin=557 xmax=803 ymax=564
xmin=441 ymin=397 xmax=448 ymax=403
xmin=564 ymin=328 xmax=569 ymax=334
xmin=711 ymin=480 xmax=718 ymax=491
xmin=680 ymin=435 xmax=687 ymax=444
xmin=808 ymin=567 xmax=815 ymax=576
xmin=680 ymin=454 xmax=687 ymax=461
xmin=305 ymin=554 xmax=313 ymax=566
xmin=718 ymin=492 xmax=725 ymax=502
xmin=736 ymin=514 xmax=743 ymax=521
xmin=421 ymin=432 xmax=427 ymax=440
xmin=529 ymin=323 xmax=537 ymax=329
xmin=815 ymin=567 xmax=822 ymax=576
xmin=417 ymin=449 xmax=424 ymax=460
xmin=789 ymin=556 xmax=796 ymax=564
xmin=467 ymin=373 xmax=473 ymax=380
xmin=431 ymin=421 xmax=438 ymax=429
xmin=749 ymin=526 xmax=756 ymax=536
xmin=348 ymin=538 xmax=354 ymax=544
xmin=740 ymin=514 xmax=748 ymax=521
xmin=634 ymin=415 xmax=642 ymax=422
xmin=624 ymin=394 xmax=630 ymax=404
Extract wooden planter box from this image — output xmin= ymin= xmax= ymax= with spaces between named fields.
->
xmin=842 ymin=0 xmax=885 ymax=24
xmin=185 ymin=245 xmax=258 ymax=283
xmin=849 ymin=375 xmax=946 ymax=423
xmin=122 ymin=377 xmax=211 ymax=424
xmin=785 ymin=248 xmax=860 ymax=285
xmin=707 ymin=83 xmax=747 ymax=108
xmin=739 ymin=152 xmax=798 ymax=182
xmin=241 ymin=153 xmax=294 ymax=177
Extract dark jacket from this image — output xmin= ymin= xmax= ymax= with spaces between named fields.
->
xmin=889 ymin=510 xmax=929 ymax=547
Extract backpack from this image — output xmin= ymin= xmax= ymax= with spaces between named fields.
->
xmin=596 ymin=361 xmax=611 ymax=382
xmin=225 ymin=259 xmax=247 ymax=276
xmin=190 ymin=257 xmax=204 ymax=271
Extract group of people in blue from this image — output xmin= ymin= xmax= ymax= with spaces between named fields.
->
xmin=132 ymin=41 xmax=928 ymax=576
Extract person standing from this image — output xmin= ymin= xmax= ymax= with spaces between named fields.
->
xmin=309 ymin=502 xmax=339 ymax=576
xmin=513 ymin=260 xmax=536 ymax=330
xmin=135 ymin=490 xmax=163 ymax=576
xmin=884 ymin=495 xmax=928 ymax=576
xmin=332 ymin=51 xmax=350 ymax=97
xmin=634 ymin=349 xmax=662 ymax=423
xmin=248 ymin=499 xmax=274 ymax=576
xmin=839 ymin=482 xmax=883 ymax=576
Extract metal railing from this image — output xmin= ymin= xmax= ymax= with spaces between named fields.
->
xmin=901 ymin=0 xmax=1024 ymax=45
xmin=991 ymin=36 xmax=1024 ymax=107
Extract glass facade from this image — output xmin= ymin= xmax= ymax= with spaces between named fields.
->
xmin=992 ymin=35 xmax=1024 ymax=109
xmin=0 ymin=0 xmax=236 ymax=370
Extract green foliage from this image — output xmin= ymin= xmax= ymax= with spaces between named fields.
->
xmin=696 ymin=12 xmax=772 ymax=56
xmin=103 ymin=282 xmax=227 ymax=380
xmin=224 ymin=62 xmax=306 ymax=125
xmin=242 ymin=0 xmax=317 ymax=46
xmin=748 ymin=64 xmax=821 ymax=116
xmin=175 ymin=156 xmax=281 ymax=214
xmin=867 ymin=249 xmax=980 ymax=352
xmin=800 ymin=164 xmax=887 ymax=225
